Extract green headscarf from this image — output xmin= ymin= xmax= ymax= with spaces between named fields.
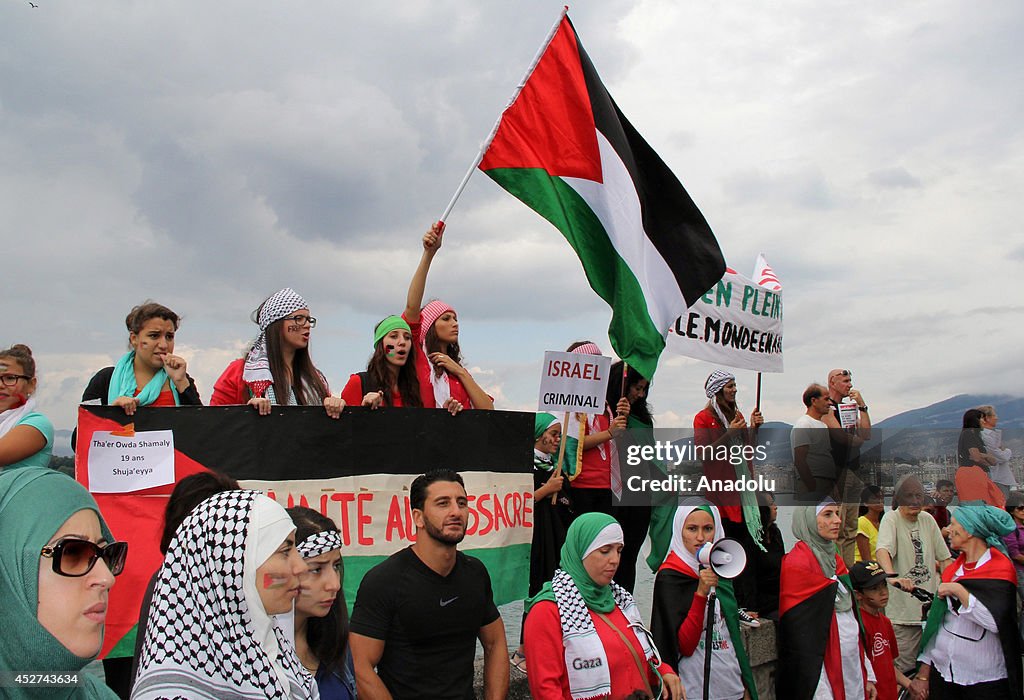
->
xmin=527 ymin=512 xmax=623 ymax=613
xmin=953 ymin=505 xmax=1016 ymax=555
xmin=791 ymin=501 xmax=840 ymax=579
xmin=0 ymin=467 xmax=118 ymax=699
xmin=534 ymin=412 xmax=559 ymax=440
xmin=372 ymin=315 xmax=411 ymax=347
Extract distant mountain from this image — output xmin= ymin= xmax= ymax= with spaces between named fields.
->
xmin=754 ymin=394 xmax=1024 ymax=466
xmin=873 ymin=394 xmax=1024 ymax=431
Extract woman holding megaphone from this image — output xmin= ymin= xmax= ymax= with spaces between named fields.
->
xmin=651 ymin=501 xmax=759 ymax=699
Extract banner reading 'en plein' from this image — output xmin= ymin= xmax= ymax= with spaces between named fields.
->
xmin=665 ymin=266 xmax=784 ymax=372
xmin=75 ymin=404 xmax=534 ymax=659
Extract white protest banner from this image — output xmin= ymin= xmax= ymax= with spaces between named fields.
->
xmin=87 ymin=429 xmax=175 ymax=493
xmin=665 ymin=267 xmax=783 ymax=372
xmin=538 ymin=350 xmax=611 ymax=413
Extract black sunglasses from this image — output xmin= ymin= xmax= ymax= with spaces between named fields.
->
xmin=40 ymin=538 xmax=128 ymax=577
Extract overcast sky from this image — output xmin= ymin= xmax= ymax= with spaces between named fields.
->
xmin=3 ymin=1 xmax=1022 ymax=434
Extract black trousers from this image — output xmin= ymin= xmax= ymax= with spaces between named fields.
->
xmin=929 ymin=673 xmax=1013 ymax=700
xmin=721 ymin=518 xmax=758 ymax=610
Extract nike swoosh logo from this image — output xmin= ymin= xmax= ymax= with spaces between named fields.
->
xmin=440 ymin=597 xmax=459 ymax=607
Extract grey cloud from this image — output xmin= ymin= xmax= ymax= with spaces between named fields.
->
xmin=867 ymin=167 xmax=921 ymax=189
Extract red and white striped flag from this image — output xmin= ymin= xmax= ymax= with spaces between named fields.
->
xmin=752 ymin=253 xmax=782 ymax=290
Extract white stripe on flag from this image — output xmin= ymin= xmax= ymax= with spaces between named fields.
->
xmin=563 ymin=131 xmax=688 ymax=335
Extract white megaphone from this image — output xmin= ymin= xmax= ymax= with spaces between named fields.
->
xmin=695 ymin=537 xmax=748 ymax=581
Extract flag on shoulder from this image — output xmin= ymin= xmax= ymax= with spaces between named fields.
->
xmin=479 ymin=12 xmax=725 ymax=380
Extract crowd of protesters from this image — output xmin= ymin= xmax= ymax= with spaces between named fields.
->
xmin=1 ymin=223 xmax=1021 ymax=699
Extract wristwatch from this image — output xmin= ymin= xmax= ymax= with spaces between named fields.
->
xmin=858 ymin=405 xmax=868 ymax=412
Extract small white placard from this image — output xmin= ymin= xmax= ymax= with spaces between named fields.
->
xmin=838 ymin=400 xmax=859 ymax=429
xmin=87 ymin=430 xmax=175 ymax=493
xmin=538 ymin=350 xmax=611 ymax=414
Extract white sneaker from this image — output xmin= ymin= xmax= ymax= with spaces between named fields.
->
xmin=737 ymin=608 xmax=761 ymax=628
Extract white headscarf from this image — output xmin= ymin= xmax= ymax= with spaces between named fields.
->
xmin=667 ymin=499 xmax=725 ymax=574
xmin=133 ymin=491 xmax=318 ymax=700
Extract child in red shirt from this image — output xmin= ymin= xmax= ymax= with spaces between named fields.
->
xmin=850 ymin=561 xmax=915 ymax=700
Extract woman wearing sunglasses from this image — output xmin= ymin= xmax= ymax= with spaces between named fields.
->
xmin=523 ymin=512 xmax=682 ymax=699
xmin=288 ymin=506 xmax=355 ymax=700
xmin=651 ymin=501 xmax=758 ymax=700
xmin=133 ymin=490 xmax=316 ymax=699
xmin=0 ymin=344 xmax=54 ymax=472
xmin=0 ymin=466 xmax=128 ymax=698
xmin=211 ymin=287 xmax=345 ymax=418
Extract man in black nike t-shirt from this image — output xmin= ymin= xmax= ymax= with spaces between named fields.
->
xmin=349 ymin=469 xmax=509 ymax=700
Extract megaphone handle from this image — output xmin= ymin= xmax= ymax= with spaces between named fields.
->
xmin=703 ymin=589 xmax=716 ymax=700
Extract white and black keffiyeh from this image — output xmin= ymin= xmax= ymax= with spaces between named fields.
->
xmin=296 ymin=529 xmax=342 ymax=559
xmin=704 ymin=369 xmax=735 ymax=399
xmin=551 ymin=569 xmax=657 ymax=700
xmin=132 ymin=490 xmax=318 ymax=700
xmin=243 ymin=288 xmax=308 ymax=399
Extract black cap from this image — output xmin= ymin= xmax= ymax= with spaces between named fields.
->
xmin=849 ymin=561 xmax=888 ymax=591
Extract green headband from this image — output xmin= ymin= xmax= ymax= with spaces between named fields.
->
xmin=373 ymin=315 xmax=411 ymax=347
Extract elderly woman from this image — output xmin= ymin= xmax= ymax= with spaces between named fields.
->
xmin=651 ymin=501 xmax=758 ymax=699
xmin=0 ymin=344 xmax=53 ymax=471
xmin=875 ymin=475 xmax=952 ymax=675
xmin=523 ymin=512 xmax=682 ymax=699
xmin=912 ymin=505 xmax=1022 ymax=700
xmin=0 ymin=466 xmax=128 ymax=699
xmin=132 ymin=490 xmax=315 ymax=699
xmin=777 ymin=499 xmax=877 ymax=700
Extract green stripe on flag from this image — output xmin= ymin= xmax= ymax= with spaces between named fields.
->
xmin=486 ymin=167 xmax=664 ymax=379
xmin=341 ymin=543 xmax=531 ymax=614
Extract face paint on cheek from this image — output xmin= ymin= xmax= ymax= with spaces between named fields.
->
xmin=263 ymin=573 xmax=289 ymax=589
xmin=385 ymin=344 xmax=395 ymax=357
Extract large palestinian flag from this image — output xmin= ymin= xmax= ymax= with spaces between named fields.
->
xmin=479 ymin=13 xmax=726 ymax=380
xmin=75 ymin=405 xmax=533 ymax=659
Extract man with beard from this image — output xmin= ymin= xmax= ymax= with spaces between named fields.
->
xmin=349 ymin=470 xmax=509 ymax=700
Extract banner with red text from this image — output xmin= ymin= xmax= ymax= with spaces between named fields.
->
xmin=75 ymin=404 xmax=534 ymax=659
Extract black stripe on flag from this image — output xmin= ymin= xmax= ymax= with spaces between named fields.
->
xmin=81 ymin=405 xmax=534 ymax=480
xmin=569 ymin=17 xmax=726 ymax=307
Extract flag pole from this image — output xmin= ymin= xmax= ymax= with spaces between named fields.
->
xmin=551 ymin=411 xmax=570 ymax=505
xmin=439 ymin=5 xmax=570 ymax=222
xmin=753 ymin=371 xmax=762 ymax=439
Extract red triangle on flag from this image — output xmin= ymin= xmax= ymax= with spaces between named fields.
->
xmin=479 ymin=18 xmax=602 ymax=182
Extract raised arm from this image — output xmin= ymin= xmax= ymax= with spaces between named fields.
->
xmin=404 ymin=221 xmax=445 ymax=323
